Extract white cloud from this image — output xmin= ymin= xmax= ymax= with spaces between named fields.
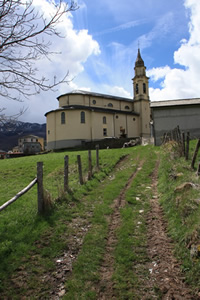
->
xmin=103 ymin=85 xmax=132 ymax=98
xmin=149 ymin=0 xmax=200 ymax=101
xmin=147 ymin=66 xmax=171 ymax=82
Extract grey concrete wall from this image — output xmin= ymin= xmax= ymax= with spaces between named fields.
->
xmin=47 ymin=139 xmax=83 ymax=150
xmin=152 ymin=105 xmax=200 ymax=145
xmin=47 ymin=137 xmax=140 ymax=150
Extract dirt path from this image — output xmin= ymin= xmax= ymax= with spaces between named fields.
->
xmin=97 ymin=159 xmax=196 ymax=300
xmin=96 ymin=161 xmax=144 ymax=300
xmin=145 ymin=161 xmax=195 ymax=299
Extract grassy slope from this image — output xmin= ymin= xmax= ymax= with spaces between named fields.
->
xmin=158 ymin=141 xmax=200 ymax=294
xmin=0 ymin=147 xmax=134 ymax=293
xmin=0 ymin=142 xmax=200 ymax=298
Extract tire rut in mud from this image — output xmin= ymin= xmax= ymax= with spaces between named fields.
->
xmin=96 ymin=161 xmax=144 ymax=300
xmin=145 ymin=160 xmax=195 ymax=300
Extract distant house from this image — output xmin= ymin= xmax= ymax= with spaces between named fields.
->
xmin=12 ymin=146 xmax=20 ymax=153
xmin=18 ymin=135 xmax=44 ymax=154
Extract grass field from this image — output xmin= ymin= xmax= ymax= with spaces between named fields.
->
xmin=0 ymin=146 xmax=136 ymax=293
xmin=0 ymin=142 xmax=200 ymax=298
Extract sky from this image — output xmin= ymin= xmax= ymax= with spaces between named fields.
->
xmin=1 ymin=0 xmax=200 ymax=124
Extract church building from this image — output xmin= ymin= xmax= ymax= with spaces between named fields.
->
xmin=45 ymin=50 xmax=151 ymax=150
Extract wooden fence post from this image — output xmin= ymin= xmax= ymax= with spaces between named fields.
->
xmin=96 ymin=145 xmax=99 ymax=170
xmin=77 ymin=155 xmax=84 ymax=185
xmin=185 ymin=132 xmax=190 ymax=160
xmin=182 ymin=132 xmax=185 ymax=157
xmin=191 ymin=139 xmax=200 ymax=169
xmin=88 ymin=150 xmax=92 ymax=180
xmin=177 ymin=126 xmax=181 ymax=143
xmin=197 ymin=162 xmax=200 ymax=176
xmin=37 ymin=162 xmax=44 ymax=214
xmin=64 ymin=155 xmax=69 ymax=192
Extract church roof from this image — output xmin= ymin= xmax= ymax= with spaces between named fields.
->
xmin=151 ymin=98 xmax=200 ymax=108
xmin=57 ymin=90 xmax=132 ymax=102
xmin=135 ymin=49 xmax=144 ymax=67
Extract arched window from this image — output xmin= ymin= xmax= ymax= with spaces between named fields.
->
xmin=80 ymin=111 xmax=85 ymax=123
xmin=136 ymin=84 xmax=139 ymax=94
xmin=92 ymin=99 xmax=96 ymax=104
xmin=103 ymin=116 xmax=106 ymax=124
xmin=61 ymin=112 xmax=65 ymax=124
xmin=108 ymin=103 xmax=113 ymax=107
xmin=143 ymin=83 xmax=146 ymax=94
xmin=125 ymin=106 xmax=130 ymax=110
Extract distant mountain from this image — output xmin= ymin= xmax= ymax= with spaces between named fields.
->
xmin=0 ymin=121 xmax=46 ymax=151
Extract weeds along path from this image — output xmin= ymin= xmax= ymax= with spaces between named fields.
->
xmin=0 ymin=153 xmax=134 ymax=300
xmin=96 ymin=160 xmax=144 ymax=300
xmin=145 ymin=161 xmax=194 ymax=299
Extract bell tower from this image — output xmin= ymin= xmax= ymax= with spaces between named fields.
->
xmin=132 ymin=49 xmax=151 ymax=138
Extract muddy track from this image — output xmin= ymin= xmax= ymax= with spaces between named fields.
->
xmin=96 ymin=161 xmax=144 ymax=300
xmin=145 ymin=160 xmax=195 ymax=300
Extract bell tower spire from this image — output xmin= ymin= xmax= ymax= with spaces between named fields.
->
xmin=133 ymin=48 xmax=149 ymax=100
xmin=132 ymin=48 xmax=151 ymax=138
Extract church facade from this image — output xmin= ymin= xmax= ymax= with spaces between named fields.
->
xmin=45 ymin=50 xmax=151 ymax=150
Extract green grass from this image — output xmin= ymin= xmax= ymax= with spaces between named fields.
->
xmin=158 ymin=140 xmax=200 ymax=296
xmin=0 ymin=146 xmax=136 ymax=295
xmin=1 ymin=140 xmax=200 ymax=298
xmin=112 ymin=149 xmax=157 ymax=299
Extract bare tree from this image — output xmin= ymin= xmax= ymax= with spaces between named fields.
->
xmin=0 ymin=0 xmax=77 ymax=106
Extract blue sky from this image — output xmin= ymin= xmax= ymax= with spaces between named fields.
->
xmin=72 ymin=0 xmax=190 ymax=93
xmin=2 ymin=0 xmax=200 ymax=123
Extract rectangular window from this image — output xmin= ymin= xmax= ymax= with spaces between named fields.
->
xmin=61 ymin=112 xmax=65 ymax=124
xmin=81 ymin=111 xmax=85 ymax=123
xmin=103 ymin=128 xmax=107 ymax=136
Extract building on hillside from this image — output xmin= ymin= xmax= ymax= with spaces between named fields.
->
xmin=151 ymin=98 xmax=200 ymax=145
xmin=12 ymin=146 xmax=20 ymax=153
xmin=18 ymin=135 xmax=44 ymax=154
xmin=45 ymin=49 xmax=152 ymax=150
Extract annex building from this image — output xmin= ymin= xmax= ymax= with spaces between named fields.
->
xmin=151 ymin=98 xmax=200 ymax=145
xmin=45 ymin=49 xmax=151 ymax=150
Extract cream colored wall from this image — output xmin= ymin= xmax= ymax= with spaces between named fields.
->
xmin=127 ymin=115 xmax=140 ymax=137
xmin=58 ymin=110 xmax=91 ymax=140
xmin=141 ymin=101 xmax=151 ymax=136
xmin=58 ymin=94 xmax=133 ymax=112
xmin=121 ymin=102 xmax=133 ymax=111
xmin=59 ymin=95 xmax=68 ymax=107
xmin=46 ymin=113 xmax=56 ymax=142
xmin=91 ymin=112 xmax=114 ymax=139
xmin=46 ymin=108 xmax=140 ymax=147
xmin=134 ymin=100 xmax=151 ymax=137
xmin=114 ymin=114 xmax=125 ymax=137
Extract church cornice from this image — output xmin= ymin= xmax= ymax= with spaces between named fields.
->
xmin=45 ymin=105 xmax=140 ymax=117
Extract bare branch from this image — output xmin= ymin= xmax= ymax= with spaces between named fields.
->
xmin=0 ymin=0 xmax=78 ymax=104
